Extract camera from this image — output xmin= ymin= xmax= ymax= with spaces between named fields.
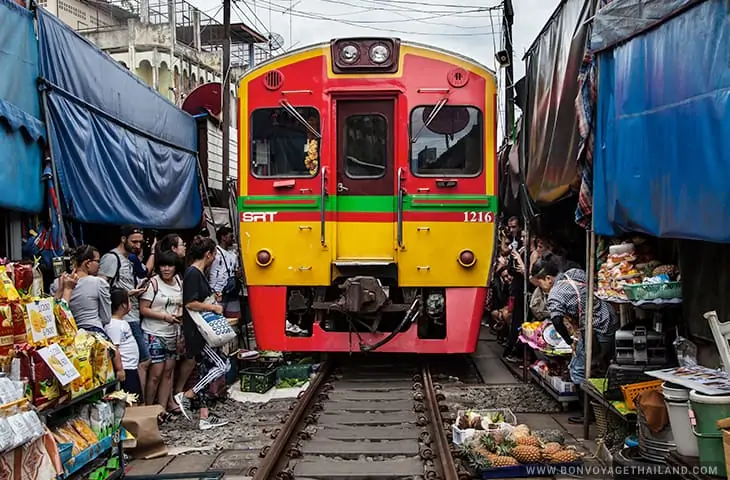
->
xmin=51 ymin=256 xmax=72 ymax=278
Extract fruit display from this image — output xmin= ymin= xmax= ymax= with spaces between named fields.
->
xmin=596 ymin=240 xmax=680 ymax=301
xmin=459 ymin=422 xmax=583 ymax=475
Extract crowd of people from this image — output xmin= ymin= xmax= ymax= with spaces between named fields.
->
xmin=51 ymin=225 xmax=247 ymax=431
xmin=485 ymin=216 xmax=620 ymax=424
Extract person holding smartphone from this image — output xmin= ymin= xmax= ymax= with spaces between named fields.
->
xmin=140 ymin=251 xmax=183 ymax=419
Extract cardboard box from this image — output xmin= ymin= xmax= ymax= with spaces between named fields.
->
xmin=717 ymin=417 xmax=730 ymax=476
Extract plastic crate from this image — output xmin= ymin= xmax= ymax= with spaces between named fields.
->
xmin=276 ymin=363 xmax=312 ymax=381
xmin=621 ymin=379 xmax=663 ymax=411
xmin=622 ymin=281 xmax=681 ymax=301
xmin=240 ymin=365 xmax=277 ymax=393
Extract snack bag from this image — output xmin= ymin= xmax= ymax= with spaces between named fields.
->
xmin=0 ymin=305 xmax=13 ymax=359
xmin=31 ymin=261 xmax=43 ymax=299
xmin=54 ymin=299 xmax=77 ymax=337
xmin=12 ymin=263 xmax=33 ymax=297
xmin=10 ymin=302 xmax=29 ymax=345
xmin=29 ymin=350 xmax=61 ymax=407
xmin=71 ymin=417 xmax=99 ymax=445
xmin=65 ymin=331 xmax=95 ymax=397
xmin=91 ymin=334 xmax=115 ymax=387
xmin=0 ymin=266 xmax=19 ymax=303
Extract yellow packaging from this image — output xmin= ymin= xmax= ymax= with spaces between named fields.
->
xmin=91 ymin=333 xmax=115 ymax=387
xmin=0 ymin=266 xmax=19 ymax=302
xmin=53 ymin=299 xmax=78 ymax=337
xmin=65 ymin=331 xmax=96 ymax=397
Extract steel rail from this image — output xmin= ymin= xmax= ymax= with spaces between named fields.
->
xmin=252 ymin=359 xmax=333 ymax=480
xmin=422 ymin=364 xmax=460 ymax=480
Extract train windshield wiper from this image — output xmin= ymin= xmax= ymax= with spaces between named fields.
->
xmin=280 ymin=100 xmax=321 ymax=139
xmin=410 ymin=97 xmax=448 ymax=143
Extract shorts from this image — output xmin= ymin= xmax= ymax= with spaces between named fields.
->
xmin=147 ymin=333 xmax=178 ymax=364
xmin=129 ymin=322 xmax=150 ymax=363
xmin=121 ymin=368 xmax=143 ymax=398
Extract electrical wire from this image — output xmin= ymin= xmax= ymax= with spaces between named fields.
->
xmin=253 ymin=0 xmax=501 ymax=36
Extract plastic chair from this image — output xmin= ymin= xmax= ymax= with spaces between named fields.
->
xmin=704 ymin=310 xmax=730 ymax=373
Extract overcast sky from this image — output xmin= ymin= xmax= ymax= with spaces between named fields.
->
xmin=194 ymin=0 xmax=560 ymax=80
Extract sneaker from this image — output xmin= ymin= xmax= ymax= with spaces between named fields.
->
xmin=199 ymin=415 xmax=229 ymax=430
xmin=504 ymin=355 xmax=520 ymax=364
xmin=235 ymin=349 xmax=260 ymax=361
xmin=174 ymin=392 xmax=193 ymax=422
xmin=286 ymin=321 xmax=308 ymax=336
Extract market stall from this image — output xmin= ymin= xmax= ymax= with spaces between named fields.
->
xmin=0 ymin=262 xmax=127 ymax=479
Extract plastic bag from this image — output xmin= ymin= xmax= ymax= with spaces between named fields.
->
xmin=54 ymin=299 xmax=77 ymax=337
xmin=674 ymin=333 xmax=698 ymax=367
xmin=0 ymin=266 xmax=19 ymax=303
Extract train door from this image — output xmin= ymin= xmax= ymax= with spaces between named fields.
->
xmin=334 ymin=99 xmax=396 ymax=262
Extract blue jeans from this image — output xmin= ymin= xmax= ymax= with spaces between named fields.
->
xmin=569 ymin=333 xmax=613 ymax=385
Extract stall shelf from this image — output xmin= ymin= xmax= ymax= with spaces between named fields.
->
xmin=513 ymin=335 xmax=579 ymax=409
xmin=581 ymin=378 xmax=636 ymax=422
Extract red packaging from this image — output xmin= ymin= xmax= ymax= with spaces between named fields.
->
xmin=0 ymin=304 xmax=12 ymax=358
xmin=12 ymin=262 xmax=33 ymax=293
xmin=11 ymin=302 xmax=28 ymax=345
xmin=24 ymin=349 xmax=60 ymax=408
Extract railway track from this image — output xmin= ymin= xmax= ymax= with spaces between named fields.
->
xmin=250 ymin=355 xmax=465 ymax=480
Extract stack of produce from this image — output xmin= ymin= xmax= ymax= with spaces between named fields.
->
xmin=459 ymin=423 xmax=582 ymax=473
xmin=520 ymin=321 xmax=547 ymax=350
xmin=596 ymin=244 xmax=640 ymax=300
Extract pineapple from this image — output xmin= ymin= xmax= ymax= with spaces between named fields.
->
xmin=515 ymin=435 xmax=540 ymax=447
xmin=496 ymin=440 xmax=515 ymax=457
xmin=511 ymin=445 xmax=542 ymax=464
xmin=547 ymin=448 xmax=580 ymax=464
xmin=542 ymin=442 xmax=562 ymax=458
xmin=479 ymin=433 xmax=498 ymax=454
xmin=489 ymin=455 xmax=519 ymax=467
xmin=460 ymin=442 xmax=490 ymax=473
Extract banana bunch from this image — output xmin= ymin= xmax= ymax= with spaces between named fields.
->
xmin=304 ymin=139 xmax=319 ymax=175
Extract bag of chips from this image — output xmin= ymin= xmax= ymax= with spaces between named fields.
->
xmin=91 ymin=334 xmax=115 ymax=387
xmin=11 ymin=302 xmax=28 ymax=345
xmin=54 ymin=299 xmax=77 ymax=338
xmin=0 ymin=305 xmax=13 ymax=360
xmin=12 ymin=263 xmax=33 ymax=296
xmin=28 ymin=350 xmax=60 ymax=408
xmin=65 ymin=331 xmax=95 ymax=397
xmin=0 ymin=266 xmax=19 ymax=303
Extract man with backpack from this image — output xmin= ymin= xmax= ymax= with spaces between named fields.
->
xmin=99 ymin=226 xmax=151 ymax=401
xmin=208 ymin=227 xmax=242 ymax=320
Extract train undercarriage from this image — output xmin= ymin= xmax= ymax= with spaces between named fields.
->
xmin=284 ymin=274 xmax=449 ymax=348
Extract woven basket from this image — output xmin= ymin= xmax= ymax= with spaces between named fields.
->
xmin=591 ymin=400 xmax=608 ymax=438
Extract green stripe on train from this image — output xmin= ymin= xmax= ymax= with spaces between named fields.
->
xmin=238 ymin=194 xmax=498 ymax=212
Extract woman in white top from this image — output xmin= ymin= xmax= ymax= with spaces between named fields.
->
xmin=140 ymin=251 xmax=183 ymax=416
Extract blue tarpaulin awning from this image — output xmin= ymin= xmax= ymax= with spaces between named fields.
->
xmin=0 ymin=0 xmax=45 ymax=213
xmin=592 ymin=0 xmax=730 ymax=242
xmin=36 ymin=8 xmax=203 ymax=229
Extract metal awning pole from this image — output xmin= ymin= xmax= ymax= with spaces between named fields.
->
xmin=583 ymin=215 xmax=596 ymax=440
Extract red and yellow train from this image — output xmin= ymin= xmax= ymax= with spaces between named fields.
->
xmin=238 ymin=38 xmax=498 ymax=353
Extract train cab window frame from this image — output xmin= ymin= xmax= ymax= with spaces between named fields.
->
xmin=409 ymin=105 xmax=484 ymax=178
xmin=250 ymin=106 xmax=321 ymax=179
xmin=343 ymin=113 xmax=389 ymax=180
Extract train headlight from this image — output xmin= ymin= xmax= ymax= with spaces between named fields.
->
xmin=256 ymin=249 xmax=273 ymax=267
xmin=457 ymin=249 xmax=476 ymax=268
xmin=369 ymin=44 xmax=390 ymax=64
xmin=340 ymin=44 xmax=359 ymax=63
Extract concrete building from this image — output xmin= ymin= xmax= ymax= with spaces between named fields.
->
xmin=39 ymin=0 xmax=267 ymax=106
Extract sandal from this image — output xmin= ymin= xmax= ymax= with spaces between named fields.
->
xmin=157 ymin=412 xmax=174 ymax=424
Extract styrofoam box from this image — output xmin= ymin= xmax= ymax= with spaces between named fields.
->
xmin=452 ymin=409 xmax=517 ymax=445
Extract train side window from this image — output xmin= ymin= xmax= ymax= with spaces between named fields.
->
xmin=409 ymin=106 xmax=483 ymax=177
xmin=344 ymin=114 xmax=388 ymax=179
xmin=250 ymin=107 xmax=320 ymax=178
